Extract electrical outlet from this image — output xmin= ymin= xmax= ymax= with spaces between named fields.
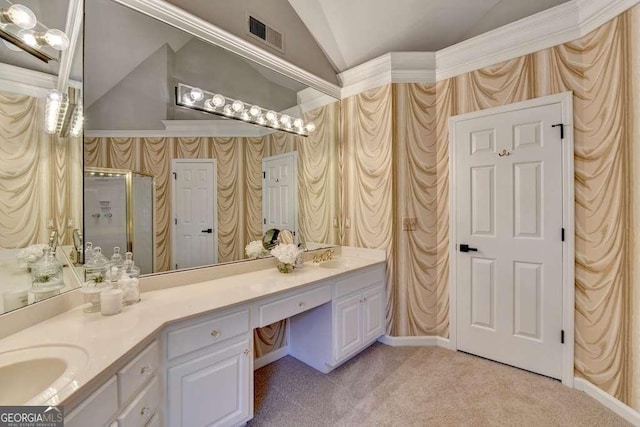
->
xmin=402 ymin=217 xmax=417 ymax=231
xmin=345 ymin=218 xmax=351 ymax=229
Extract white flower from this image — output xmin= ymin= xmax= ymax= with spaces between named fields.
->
xmin=271 ymin=243 xmax=301 ymax=265
xmin=245 ymin=240 xmax=266 ymax=259
xmin=17 ymin=244 xmax=48 ymax=265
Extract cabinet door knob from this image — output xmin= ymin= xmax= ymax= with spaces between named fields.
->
xmin=211 ymin=329 xmax=221 ymax=338
xmin=140 ymin=365 xmax=153 ymax=376
xmin=140 ymin=407 xmax=152 ymax=417
xmin=363 ymin=297 xmax=368 ymax=302
xmin=298 ymin=302 xmax=306 ymax=307
xmin=244 ymin=349 xmax=250 ymax=355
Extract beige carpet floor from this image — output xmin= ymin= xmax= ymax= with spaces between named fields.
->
xmin=248 ymin=343 xmax=629 ymax=426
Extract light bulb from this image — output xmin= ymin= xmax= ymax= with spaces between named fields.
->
xmin=43 ymin=29 xmax=69 ymax=50
xmin=18 ymin=29 xmax=39 ymax=48
xmin=293 ymin=118 xmax=303 ymax=129
xmin=4 ymin=4 xmax=36 ymax=30
xmin=265 ymin=110 xmax=276 ymax=121
xmin=249 ymin=105 xmax=261 ymax=117
xmin=3 ymin=40 xmax=22 ymax=52
xmin=223 ymin=105 xmax=233 ymax=116
xmin=280 ymin=114 xmax=291 ymax=126
xmin=47 ymin=90 xmax=62 ymax=102
xmin=240 ymin=111 xmax=250 ymax=121
xmin=305 ymin=122 xmax=316 ymax=133
xmin=211 ymin=94 xmax=225 ymax=108
xmin=204 ymin=99 xmax=214 ymax=110
xmin=189 ymin=87 xmax=204 ymax=101
xmin=256 ymin=115 xmax=266 ymax=125
xmin=231 ymin=100 xmax=243 ymax=112
xmin=182 ymin=94 xmax=194 ymax=105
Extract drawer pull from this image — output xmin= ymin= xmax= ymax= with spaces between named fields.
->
xmin=140 ymin=407 xmax=152 ymax=417
xmin=210 ymin=329 xmax=222 ymax=338
xmin=243 ymin=349 xmax=250 ymax=355
xmin=298 ymin=302 xmax=306 ymax=308
xmin=140 ymin=365 xmax=153 ymax=376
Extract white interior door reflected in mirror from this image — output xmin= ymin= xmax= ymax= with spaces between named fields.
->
xmin=172 ymin=159 xmax=217 ymax=270
xmin=262 ymin=153 xmax=297 ymax=240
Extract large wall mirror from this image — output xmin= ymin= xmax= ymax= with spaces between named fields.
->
xmin=84 ymin=0 xmax=341 ymax=276
xmin=0 ymin=0 xmax=83 ymax=315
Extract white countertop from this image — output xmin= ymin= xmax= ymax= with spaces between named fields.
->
xmin=0 ymin=247 xmax=385 ymax=409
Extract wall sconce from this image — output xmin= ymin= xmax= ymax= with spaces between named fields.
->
xmin=175 ymin=83 xmax=315 ymax=137
xmin=0 ymin=2 xmax=70 ymax=62
xmin=45 ymin=88 xmax=82 ymax=137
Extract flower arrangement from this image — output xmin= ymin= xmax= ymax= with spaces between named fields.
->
xmin=245 ymin=240 xmax=267 ymax=259
xmin=17 ymin=244 xmax=48 ymax=268
xmin=270 ymin=243 xmax=301 ymax=273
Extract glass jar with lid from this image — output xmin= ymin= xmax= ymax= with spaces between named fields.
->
xmin=81 ymin=247 xmax=111 ymax=313
xmin=118 ymin=252 xmax=140 ymax=305
xmin=30 ymin=247 xmax=64 ymax=294
xmin=110 ymin=246 xmax=124 ymax=281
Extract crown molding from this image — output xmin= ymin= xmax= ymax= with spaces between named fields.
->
xmin=338 ymin=52 xmax=436 ymax=98
xmin=338 ymin=0 xmax=639 ymax=97
xmin=0 ymin=63 xmax=58 ymax=97
xmin=85 ymin=120 xmax=276 ymax=138
xmin=56 ymin=0 xmax=83 ymax=92
xmin=113 ymin=0 xmax=342 ymax=100
xmin=297 ymin=87 xmax=338 ymax=112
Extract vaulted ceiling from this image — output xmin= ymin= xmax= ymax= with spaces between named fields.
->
xmin=287 ymin=0 xmax=572 ymax=72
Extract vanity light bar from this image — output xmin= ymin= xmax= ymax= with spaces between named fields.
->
xmin=69 ymin=101 xmax=83 ymax=137
xmin=175 ymin=83 xmax=315 ymax=137
xmin=0 ymin=3 xmax=70 ymax=63
xmin=44 ymin=89 xmax=68 ymax=135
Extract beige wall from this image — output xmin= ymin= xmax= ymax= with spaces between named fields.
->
xmin=341 ymin=8 xmax=639 ymax=408
xmin=0 ymin=92 xmax=82 ymax=249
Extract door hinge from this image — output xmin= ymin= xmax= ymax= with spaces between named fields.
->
xmin=552 ymin=123 xmax=564 ymax=140
xmin=263 ymin=218 xmax=266 ymax=225
xmin=292 ymin=230 xmax=296 ymax=236
xmin=561 ymin=330 xmax=565 ymax=344
xmin=174 ymin=218 xmax=177 ymax=225
xmin=175 ymin=264 xmax=178 ymax=269
xmin=262 ymin=171 xmax=266 ymax=179
xmin=172 ymin=172 xmax=177 ymax=180
xmin=561 ymin=228 xmax=565 ymax=242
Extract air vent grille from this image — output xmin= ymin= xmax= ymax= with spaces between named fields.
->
xmin=248 ymin=15 xmax=283 ymax=52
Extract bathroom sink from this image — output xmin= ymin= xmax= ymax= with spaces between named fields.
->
xmin=0 ymin=345 xmax=88 ymax=405
xmin=319 ymin=257 xmax=359 ymax=269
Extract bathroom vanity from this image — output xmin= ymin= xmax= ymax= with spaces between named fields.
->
xmin=0 ymin=247 xmax=385 ymax=427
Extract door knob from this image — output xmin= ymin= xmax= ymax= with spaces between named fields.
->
xmin=459 ymin=244 xmax=478 ymax=253
xmin=201 ymin=228 xmax=213 ymax=233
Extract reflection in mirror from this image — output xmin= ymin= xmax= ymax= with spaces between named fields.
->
xmin=0 ymin=0 xmax=83 ymax=315
xmin=84 ymin=0 xmax=340 ymax=276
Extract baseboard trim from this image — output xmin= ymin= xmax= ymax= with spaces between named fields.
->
xmin=254 ymin=346 xmax=289 ymax=370
xmin=378 ymin=335 xmax=450 ymax=347
xmin=573 ymin=377 xmax=640 ymax=425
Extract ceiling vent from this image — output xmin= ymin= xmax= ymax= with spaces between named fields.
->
xmin=248 ymin=15 xmax=283 ymax=52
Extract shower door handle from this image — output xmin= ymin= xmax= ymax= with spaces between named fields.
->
xmin=201 ymin=228 xmax=213 ymax=234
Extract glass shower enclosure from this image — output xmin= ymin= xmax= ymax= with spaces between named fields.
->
xmin=84 ymin=168 xmax=155 ymax=274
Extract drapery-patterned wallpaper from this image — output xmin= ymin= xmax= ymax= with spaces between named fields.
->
xmin=85 ymin=102 xmax=340 ymax=357
xmin=341 ymin=8 xmax=639 ymax=408
xmin=0 ymin=91 xmax=82 ymax=249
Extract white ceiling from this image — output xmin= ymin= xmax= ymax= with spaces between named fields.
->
xmin=287 ymin=0 xmax=571 ymax=72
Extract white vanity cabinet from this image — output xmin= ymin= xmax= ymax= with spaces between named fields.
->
xmin=65 ymin=339 xmax=162 ymax=427
xmin=289 ymin=264 xmax=386 ymax=373
xmin=165 ymin=306 xmax=253 ymax=427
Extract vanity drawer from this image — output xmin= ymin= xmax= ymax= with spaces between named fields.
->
xmin=117 ymin=340 xmax=160 ymax=407
xmin=334 ymin=266 xmax=385 ymax=299
xmin=167 ymin=309 xmax=250 ymax=360
xmin=65 ymin=376 xmax=118 ymax=427
xmin=258 ymin=285 xmax=331 ymax=327
xmin=116 ymin=376 xmax=160 ymax=427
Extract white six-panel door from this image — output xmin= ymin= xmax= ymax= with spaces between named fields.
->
xmin=172 ymin=160 xmax=217 ymax=270
xmin=262 ymin=152 xmax=297 ymax=236
xmin=454 ymin=101 xmax=564 ymax=379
